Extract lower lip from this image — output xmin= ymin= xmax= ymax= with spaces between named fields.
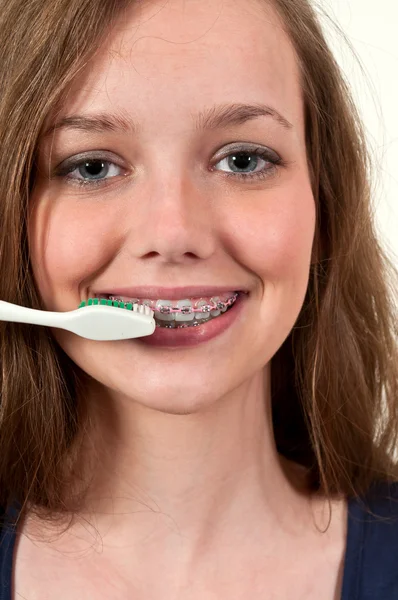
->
xmin=135 ymin=292 xmax=248 ymax=348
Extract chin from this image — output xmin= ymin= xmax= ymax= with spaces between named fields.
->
xmin=118 ymin=382 xmax=222 ymax=415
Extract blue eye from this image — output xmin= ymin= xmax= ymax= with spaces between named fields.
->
xmin=56 ymin=159 xmax=123 ymax=188
xmin=213 ymin=147 xmax=282 ymax=181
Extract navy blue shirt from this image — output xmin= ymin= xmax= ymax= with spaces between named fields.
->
xmin=0 ymin=480 xmax=398 ymax=599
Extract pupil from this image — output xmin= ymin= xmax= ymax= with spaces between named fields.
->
xmin=230 ymin=152 xmax=256 ymax=173
xmin=81 ymin=161 xmax=107 ymax=179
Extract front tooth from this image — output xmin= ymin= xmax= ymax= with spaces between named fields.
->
xmin=175 ymin=299 xmax=194 ymax=322
xmin=194 ymin=299 xmax=211 ymax=321
xmin=210 ymin=296 xmax=221 ymax=317
xmin=155 ymin=299 xmax=174 ymax=321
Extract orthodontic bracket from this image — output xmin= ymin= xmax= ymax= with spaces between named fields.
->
xmin=108 ymin=293 xmax=239 ymax=314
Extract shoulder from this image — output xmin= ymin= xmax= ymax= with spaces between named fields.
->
xmin=343 ymin=480 xmax=398 ymax=600
xmin=349 ymin=479 xmax=398 ymax=552
xmin=356 ymin=479 xmax=398 ymax=521
xmin=0 ymin=502 xmax=20 ymax=597
xmin=0 ymin=501 xmax=19 ymax=547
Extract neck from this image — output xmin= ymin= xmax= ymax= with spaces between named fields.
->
xmin=70 ymin=367 xmax=311 ymax=550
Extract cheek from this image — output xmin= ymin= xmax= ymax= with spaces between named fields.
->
xmin=220 ymin=183 xmax=316 ymax=351
xmin=28 ymin=194 xmax=122 ymax=309
xmin=223 ymin=184 xmax=316 ymax=282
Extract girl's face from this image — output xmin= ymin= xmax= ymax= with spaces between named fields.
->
xmin=29 ymin=0 xmax=315 ymax=412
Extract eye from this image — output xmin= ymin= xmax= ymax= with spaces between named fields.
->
xmin=212 ymin=145 xmax=283 ymax=181
xmin=69 ymin=159 xmax=120 ymax=181
xmin=54 ymin=155 xmax=126 ymax=188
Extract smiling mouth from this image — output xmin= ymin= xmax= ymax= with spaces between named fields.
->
xmin=95 ymin=292 xmax=241 ymax=328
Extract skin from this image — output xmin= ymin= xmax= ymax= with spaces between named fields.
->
xmin=20 ymin=0 xmax=347 ymax=597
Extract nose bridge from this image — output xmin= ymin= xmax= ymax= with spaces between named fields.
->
xmin=125 ymin=166 xmax=216 ymax=261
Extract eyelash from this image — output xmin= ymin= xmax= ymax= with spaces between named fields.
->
xmin=54 ymin=147 xmax=286 ymax=189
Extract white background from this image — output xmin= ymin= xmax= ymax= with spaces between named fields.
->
xmin=317 ymin=0 xmax=398 ymax=268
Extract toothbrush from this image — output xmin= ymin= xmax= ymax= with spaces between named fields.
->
xmin=0 ymin=298 xmax=156 ymax=341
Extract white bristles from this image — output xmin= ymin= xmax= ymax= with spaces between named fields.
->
xmin=131 ymin=304 xmax=153 ymax=316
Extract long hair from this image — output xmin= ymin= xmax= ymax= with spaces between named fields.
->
xmin=0 ymin=0 xmax=397 ymax=517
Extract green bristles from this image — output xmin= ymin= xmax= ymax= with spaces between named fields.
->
xmin=78 ymin=298 xmax=134 ymax=310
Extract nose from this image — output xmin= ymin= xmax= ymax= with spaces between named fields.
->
xmin=123 ymin=172 xmax=217 ymax=264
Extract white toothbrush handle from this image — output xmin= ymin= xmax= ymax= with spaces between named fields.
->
xmin=0 ymin=300 xmax=62 ymax=326
xmin=0 ymin=300 xmax=155 ymax=340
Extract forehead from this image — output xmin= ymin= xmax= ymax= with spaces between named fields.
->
xmin=48 ymin=0 xmax=303 ymax=136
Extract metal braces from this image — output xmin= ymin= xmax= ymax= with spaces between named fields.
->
xmin=108 ymin=292 xmax=239 ymax=314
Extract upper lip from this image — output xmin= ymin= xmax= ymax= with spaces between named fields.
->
xmin=93 ymin=286 xmax=248 ymax=300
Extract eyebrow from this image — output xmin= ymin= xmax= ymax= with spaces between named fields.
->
xmin=42 ymin=102 xmax=293 ymax=139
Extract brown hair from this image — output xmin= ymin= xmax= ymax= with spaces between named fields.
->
xmin=0 ymin=0 xmax=397 ymax=519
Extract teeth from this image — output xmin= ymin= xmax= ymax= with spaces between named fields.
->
xmin=156 ymin=321 xmax=176 ymax=328
xmin=174 ymin=299 xmax=194 ymax=322
xmin=154 ymin=299 xmax=174 ymax=321
xmin=102 ymin=292 xmax=240 ymax=326
xmin=194 ymin=299 xmax=211 ymax=321
xmin=210 ymin=296 xmax=221 ymax=318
